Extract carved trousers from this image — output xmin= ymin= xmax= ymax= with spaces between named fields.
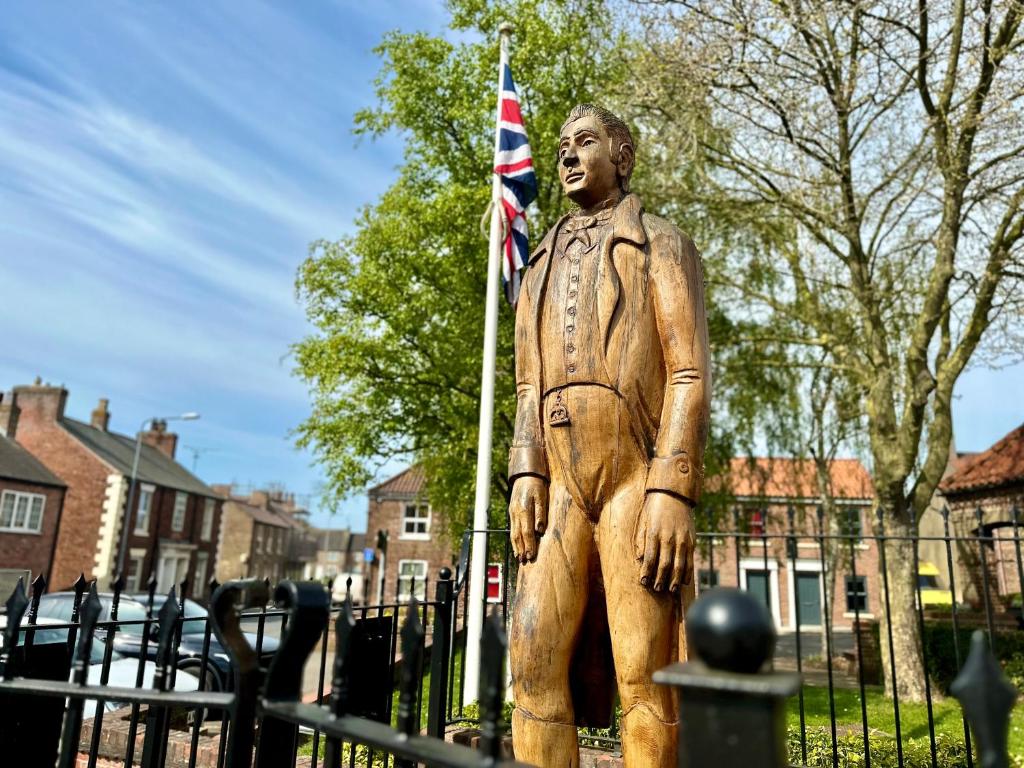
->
xmin=509 ymin=385 xmax=679 ymax=768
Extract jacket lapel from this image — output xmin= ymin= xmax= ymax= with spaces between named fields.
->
xmin=597 ymin=194 xmax=647 ymax=380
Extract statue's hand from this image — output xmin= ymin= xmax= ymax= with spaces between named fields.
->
xmin=635 ymin=491 xmax=696 ymax=593
xmin=509 ymin=475 xmax=548 ymax=563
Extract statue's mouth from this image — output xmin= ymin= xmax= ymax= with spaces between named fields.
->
xmin=565 ymin=171 xmax=584 ymax=183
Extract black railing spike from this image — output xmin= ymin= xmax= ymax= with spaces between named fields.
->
xmin=208 ymin=576 xmax=220 ymax=598
xmin=950 ymin=630 xmax=1017 ymax=768
xmin=1013 ymin=505 xmax=1021 ymax=526
xmin=27 ymin=573 xmax=46 ymax=623
xmin=2 ymin=578 xmax=28 ymax=679
xmin=153 ymin=589 xmax=181 ymax=691
xmin=397 ymin=596 xmax=425 ymax=736
xmin=72 ymin=572 xmax=88 ymax=597
xmin=330 ymin=594 xmax=357 ymax=717
xmin=478 ymin=607 xmax=508 ymax=759
xmin=146 ymin=573 xmax=158 ymax=595
xmin=346 ymin=576 xmax=353 ymax=597
xmin=941 ymin=503 xmax=951 ymax=521
xmin=112 ymin=571 xmax=126 ymax=595
xmin=73 ymin=582 xmax=102 ymax=685
xmin=179 ymin=578 xmax=190 ymax=603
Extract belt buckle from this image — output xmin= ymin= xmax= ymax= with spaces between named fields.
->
xmin=548 ymin=390 xmax=570 ymax=427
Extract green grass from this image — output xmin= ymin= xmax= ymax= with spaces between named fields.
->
xmin=787 ymin=684 xmax=1024 ymax=758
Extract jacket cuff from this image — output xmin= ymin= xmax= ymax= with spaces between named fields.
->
xmin=645 ymin=453 xmax=701 ymax=505
xmin=509 ymin=445 xmax=548 ymax=482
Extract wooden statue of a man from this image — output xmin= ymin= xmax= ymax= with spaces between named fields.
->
xmin=507 ymin=104 xmax=711 ymax=768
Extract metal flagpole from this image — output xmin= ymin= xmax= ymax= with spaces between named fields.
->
xmin=463 ymin=21 xmax=512 ymax=706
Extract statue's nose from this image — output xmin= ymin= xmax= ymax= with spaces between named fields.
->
xmin=561 ymin=150 xmax=579 ymax=167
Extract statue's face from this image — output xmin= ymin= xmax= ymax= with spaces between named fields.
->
xmin=558 ymin=115 xmax=621 ymax=208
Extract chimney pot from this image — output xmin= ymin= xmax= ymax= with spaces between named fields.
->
xmin=90 ymin=398 xmax=111 ymax=431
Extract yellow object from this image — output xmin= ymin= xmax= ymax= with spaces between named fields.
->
xmin=918 ymin=561 xmax=954 ymax=606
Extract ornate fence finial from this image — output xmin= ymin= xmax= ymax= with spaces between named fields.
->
xmin=153 ymin=589 xmax=181 ymax=691
xmin=654 ymin=588 xmax=798 ymax=768
xmin=330 ymin=594 xmax=357 ymax=717
xmin=478 ymin=608 xmax=508 ymax=759
xmin=2 ymin=579 xmax=28 ymax=679
xmin=396 ymin=596 xmax=425 ymax=736
xmin=73 ymin=582 xmax=102 ymax=686
xmin=951 ymin=630 xmax=1017 ymax=768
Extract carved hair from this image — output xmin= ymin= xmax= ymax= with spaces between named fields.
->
xmin=561 ymin=104 xmax=636 ymax=192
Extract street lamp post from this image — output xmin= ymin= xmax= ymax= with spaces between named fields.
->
xmin=115 ymin=412 xmax=200 ymax=580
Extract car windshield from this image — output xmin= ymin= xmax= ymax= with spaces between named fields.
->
xmin=180 ymin=600 xmax=209 ymax=635
xmin=111 ymin=600 xmax=148 ymax=636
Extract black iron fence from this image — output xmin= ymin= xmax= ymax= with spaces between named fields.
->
xmin=0 ymin=502 xmax=1019 ymax=768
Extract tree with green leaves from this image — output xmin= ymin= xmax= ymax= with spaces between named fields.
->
xmin=630 ymin=0 xmax=1024 ymax=701
xmin=293 ymin=0 xmax=632 ymax=537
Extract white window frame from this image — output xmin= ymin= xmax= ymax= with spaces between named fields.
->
xmin=171 ymin=492 xmax=187 ymax=532
xmin=194 ymin=551 xmax=209 ymax=594
xmin=400 ymin=503 xmax=431 ymax=540
xmin=739 ymin=557 xmax=782 ymax=627
xmin=135 ymin=484 xmax=155 ymax=535
xmin=0 ymin=490 xmax=45 ymax=534
xmin=200 ymin=498 xmax=214 ymax=541
xmin=255 ymin=527 xmax=264 ymax=554
xmin=277 ymin=530 xmax=285 ymax=554
xmin=397 ymin=559 xmax=428 ymax=601
xmin=128 ymin=548 xmax=147 ymax=592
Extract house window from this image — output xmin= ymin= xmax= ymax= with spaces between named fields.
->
xmin=194 ymin=552 xmax=209 ymax=594
xmin=401 ymin=503 xmax=431 ymax=539
xmin=845 ymin=576 xmax=868 ymax=612
xmin=487 ymin=563 xmax=503 ymax=603
xmin=698 ymin=569 xmax=719 ymax=592
xmin=127 ymin=552 xmax=146 ymax=591
xmin=397 ymin=560 xmax=428 ymax=601
xmin=200 ymin=499 xmax=214 ymax=541
xmin=278 ymin=530 xmax=285 ymax=554
xmin=0 ymin=490 xmax=44 ymax=533
xmin=255 ymin=527 xmax=264 ymax=553
xmin=171 ymin=492 xmax=187 ymax=532
xmin=750 ymin=508 xmax=766 ymax=537
xmin=135 ymin=485 xmax=155 ymax=535
xmin=840 ymin=507 xmax=864 ymax=542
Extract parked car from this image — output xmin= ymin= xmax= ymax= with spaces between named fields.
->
xmin=0 ymin=616 xmax=199 ymax=712
xmin=36 ymin=592 xmax=279 ymax=693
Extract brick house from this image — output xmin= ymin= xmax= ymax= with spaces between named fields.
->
xmin=8 ymin=382 xmax=222 ymax=595
xmin=302 ymin=528 xmax=367 ymax=601
xmin=364 ymin=466 xmax=457 ymax=605
xmin=0 ymin=393 xmax=67 ymax=596
xmin=696 ymin=457 xmax=879 ymax=631
xmin=212 ymin=487 xmax=319 ymax=584
xmin=939 ymin=422 xmax=1024 ymax=608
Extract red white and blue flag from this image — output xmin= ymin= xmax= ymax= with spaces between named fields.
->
xmin=493 ymin=62 xmax=537 ymax=306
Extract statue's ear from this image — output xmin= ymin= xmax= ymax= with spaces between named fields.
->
xmin=616 ymin=143 xmax=635 ymax=190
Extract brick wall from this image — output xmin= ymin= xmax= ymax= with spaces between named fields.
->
xmin=365 ymin=495 xmax=455 ymax=605
xmin=13 ymin=386 xmax=113 ymax=589
xmin=690 ymin=501 xmax=881 ymax=631
xmin=216 ymin=501 xmax=254 ymax=583
xmin=0 ymin=477 xmax=65 ymax=589
xmin=945 ymin=486 xmax=1024 ymax=607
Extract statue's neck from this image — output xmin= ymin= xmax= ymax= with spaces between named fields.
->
xmin=577 ymin=191 xmax=624 ymax=218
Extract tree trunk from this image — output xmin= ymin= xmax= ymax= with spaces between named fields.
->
xmin=877 ymin=517 xmax=928 ymax=702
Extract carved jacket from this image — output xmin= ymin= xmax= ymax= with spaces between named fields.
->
xmin=508 ymin=193 xmax=711 ymax=504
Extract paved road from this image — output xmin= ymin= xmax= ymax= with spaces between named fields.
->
xmin=240 ymin=612 xmax=332 ymax=699
xmin=776 ymin=629 xmax=855 ymax=659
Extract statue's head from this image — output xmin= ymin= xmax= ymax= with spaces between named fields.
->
xmin=558 ymin=104 xmax=635 ymax=208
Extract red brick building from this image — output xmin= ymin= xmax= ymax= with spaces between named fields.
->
xmin=364 ymin=466 xmax=456 ymax=605
xmin=0 ymin=393 xmax=67 ymax=596
xmin=697 ymin=457 xmax=879 ymax=631
xmin=9 ymin=382 xmax=222 ymax=595
xmin=940 ymin=422 xmax=1024 ymax=608
xmin=212 ymin=487 xmax=317 ymax=584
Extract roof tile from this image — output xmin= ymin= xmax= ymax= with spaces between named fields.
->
xmin=940 ymin=423 xmax=1024 ymax=495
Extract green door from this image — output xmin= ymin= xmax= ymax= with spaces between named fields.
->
xmin=746 ymin=570 xmax=772 ymax=614
xmin=796 ymin=572 xmax=822 ymax=626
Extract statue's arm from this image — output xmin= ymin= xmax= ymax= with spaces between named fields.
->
xmin=508 ymin=274 xmax=548 ymax=484
xmin=646 ymin=229 xmax=711 ymax=506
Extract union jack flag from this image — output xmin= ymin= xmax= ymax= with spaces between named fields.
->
xmin=493 ymin=62 xmax=537 ymax=306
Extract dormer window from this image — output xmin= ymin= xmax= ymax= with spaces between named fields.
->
xmin=401 ymin=503 xmax=431 ymax=539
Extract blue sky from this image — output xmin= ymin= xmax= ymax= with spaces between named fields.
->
xmin=0 ymin=1 xmax=451 ymax=530
xmin=1 ymin=2 xmax=1022 ymax=532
